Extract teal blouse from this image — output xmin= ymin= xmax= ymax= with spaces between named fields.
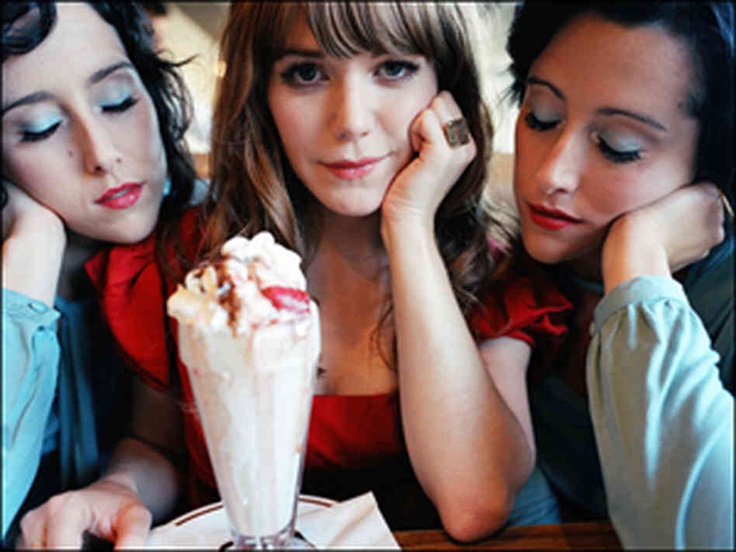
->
xmin=530 ymin=237 xmax=733 ymax=549
xmin=2 ymin=288 xmax=130 ymax=542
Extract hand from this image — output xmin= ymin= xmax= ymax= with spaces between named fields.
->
xmin=381 ymin=91 xmax=477 ymax=230
xmin=17 ymin=477 xmax=152 ymax=549
xmin=2 ymin=179 xmax=64 ymax=242
xmin=602 ymin=182 xmax=725 ymax=292
xmin=2 ymin=180 xmax=66 ymax=304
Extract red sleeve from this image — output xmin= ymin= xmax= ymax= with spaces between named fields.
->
xmin=470 ymin=263 xmax=572 ymax=348
xmin=85 ymin=208 xmax=202 ymax=391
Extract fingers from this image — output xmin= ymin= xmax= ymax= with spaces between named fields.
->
xmin=20 ymin=493 xmax=91 ymax=549
xmin=409 ymin=91 xmax=477 ymax=174
xmin=19 ymin=494 xmax=86 ymax=549
xmin=413 ymin=90 xmax=476 ymax=158
xmin=383 ymin=90 xmax=479 ymax=225
xmin=687 ymin=181 xmax=725 ymax=240
xmin=114 ymin=504 xmax=153 ymax=549
xmin=661 ymin=182 xmax=725 ymax=270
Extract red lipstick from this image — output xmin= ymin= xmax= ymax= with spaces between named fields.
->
xmin=96 ymin=183 xmax=143 ymax=210
xmin=324 ymin=157 xmax=382 ymax=180
xmin=527 ymin=202 xmax=582 ymax=231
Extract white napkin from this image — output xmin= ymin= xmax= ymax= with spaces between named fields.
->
xmin=147 ymin=492 xmax=399 ymax=549
xmin=297 ymin=492 xmax=399 ymax=549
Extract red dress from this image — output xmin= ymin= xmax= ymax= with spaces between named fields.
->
xmin=86 ymin=209 xmax=571 ymax=529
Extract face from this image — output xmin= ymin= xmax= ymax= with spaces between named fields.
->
xmin=267 ymin=13 xmax=438 ymax=218
xmin=1 ymin=3 xmax=167 ymax=244
xmin=513 ymin=14 xmax=700 ymax=275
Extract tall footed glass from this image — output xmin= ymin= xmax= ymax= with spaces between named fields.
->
xmin=176 ymin=305 xmax=320 ymax=549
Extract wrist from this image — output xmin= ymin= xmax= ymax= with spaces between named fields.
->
xmin=381 ymin=215 xmax=435 ymax=256
xmin=100 ymin=469 xmax=140 ymax=496
xmin=13 ymin=209 xmax=66 ymax=246
xmin=2 ymin=217 xmax=66 ymax=304
xmin=602 ymin=215 xmax=671 ymax=293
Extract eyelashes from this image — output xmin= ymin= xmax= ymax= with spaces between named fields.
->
xmin=524 ymin=111 xmax=557 ymax=132
xmin=21 ymin=121 xmax=61 ymax=143
xmin=590 ymin=131 xmax=641 ymax=163
xmin=377 ymin=60 xmax=420 ymax=80
xmin=19 ymin=95 xmax=139 ymax=144
xmin=278 ymin=59 xmax=421 ymax=88
xmin=101 ymin=95 xmax=139 ymax=113
xmin=280 ymin=62 xmax=322 ymax=86
xmin=524 ymin=111 xmax=642 ymax=164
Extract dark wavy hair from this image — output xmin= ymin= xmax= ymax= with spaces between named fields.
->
xmin=207 ymin=2 xmax=503 ymax=343
xmin=506 ymin=1 xmax=735 ymax=205
xmin=1 ymin=1 xmax=198 ymax=274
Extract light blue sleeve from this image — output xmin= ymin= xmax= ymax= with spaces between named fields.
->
xmin=587 ymin=277 xmax=734 ymax=549
xmin=1 ymin=288 xmax=60 ymax=538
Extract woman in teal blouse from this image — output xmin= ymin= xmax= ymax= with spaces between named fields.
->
xmin=1 ymin=2 xmax=197 ymax=543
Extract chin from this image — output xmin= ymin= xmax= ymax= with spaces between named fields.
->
xmin=93 ymin=217 xmax=160 ymax=245
xmin=521 ymin=233 xmax=570 ymax=266
xmin=322 ymin=197 xmax=384 ymax=218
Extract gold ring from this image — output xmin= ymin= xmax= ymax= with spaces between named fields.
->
xmin=718 ymin=189 xmax=734 ymax=223
xmin=442 ymin=118 xmax=470 ymax=148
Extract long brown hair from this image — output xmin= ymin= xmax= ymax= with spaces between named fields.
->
xmin=206 ymin=2 xmax=506 ymax=330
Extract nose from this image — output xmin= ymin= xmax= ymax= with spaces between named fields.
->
xmin=534 ymin=128 xmax=583 ymax=196
xmin=77 ymin=114 xmax=122 ymax=175
xmin=330 ymin=75 xmax=371 ymax=142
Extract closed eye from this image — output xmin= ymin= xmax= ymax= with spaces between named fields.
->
xmin=593 ymin=134 xmax=641 ymax=163
xmin=21 ymin=121 xmax=61 ymax=143
xmin=524 ymin=111 xmax=559 ymax=131
xmin=101 ymin=95 xmax=138 ymax=113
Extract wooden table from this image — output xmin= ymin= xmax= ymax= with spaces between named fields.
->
xmin=395 ymin=521 xmax=621 ymax=550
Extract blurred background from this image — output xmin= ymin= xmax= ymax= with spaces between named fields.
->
xmin=146 ymin=2 xmax=519 ymax=206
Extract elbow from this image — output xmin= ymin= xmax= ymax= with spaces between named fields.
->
xmin=436 ymin=488 xmax=514 ymax=543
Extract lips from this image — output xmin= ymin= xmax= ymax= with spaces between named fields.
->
xmin=96 ymin=183 xmax=143 ymax=210
xmin=526 ymin=202 xmax=582 ymax=231
xmin=323 ymin=157 xmax=383 ymax=180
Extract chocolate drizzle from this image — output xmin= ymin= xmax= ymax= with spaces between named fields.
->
xmin=213 ymin=260 xmax=242 ymax=334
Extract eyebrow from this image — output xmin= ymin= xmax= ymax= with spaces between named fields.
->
xmin=526 ymin=75 xmax=668 ymax=132
xmin=277 ymin=48 xmax=323 ymax=60
xmin=2 ymin=61 xmax=135 ymax=116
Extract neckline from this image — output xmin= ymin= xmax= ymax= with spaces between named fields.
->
xmin=567 ymin=271 xmax=604 ymax=295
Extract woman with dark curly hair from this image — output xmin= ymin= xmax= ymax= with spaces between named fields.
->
xmin=17 ymin=3 xmax=572 ymax=548
xmin=504 ymin=2 xmax=733 ymax=547
xmin=1 ymin=1 xmax=197 ymax=543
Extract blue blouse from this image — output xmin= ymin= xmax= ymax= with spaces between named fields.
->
xmin=530 ymin=237 xmax=733 ymax=548
xmin=2 ymin=288 xmax=130 ymax=541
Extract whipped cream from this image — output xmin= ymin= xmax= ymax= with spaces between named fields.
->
xmin=167 ymin=232 xmax=309 ymax=334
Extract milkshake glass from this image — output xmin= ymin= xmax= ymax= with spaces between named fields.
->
xmin=168 ymin=233 xmax=320 ymax=549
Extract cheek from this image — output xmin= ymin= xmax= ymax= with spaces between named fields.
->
xmin=3 ymin=147 xmax=67 ymax=207
xmin=268 ymin=95 xmax=314 ymax=166
xmin=389 ymin=88 xmax=438 ymax=163
xmin=583 ymin=164 xmax=687 ymax=223
xmin=128 ymin=100 xmax=167 ymax=169
xmin=512 ymin=130 xmax=537 ymax=199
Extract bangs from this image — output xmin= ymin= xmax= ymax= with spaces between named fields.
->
xmin=302 ymin=2 xmax=457 ymax=59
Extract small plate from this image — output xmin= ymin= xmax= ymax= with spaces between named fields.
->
xmin=148 ymin=495 xmax=336 ymax=549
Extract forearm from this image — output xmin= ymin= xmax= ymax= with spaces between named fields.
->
xmin=100 ymin=437 xmax=182 ymax=524
xmin=101 ymin=378 xmax=185 ymax=523
xmin=2 ymin=214 xmax=65 ymax=306
xmin=587 ymin=277 xmax=734 ymax=549
xmin=383 ymin=217 xmax=533 ymax=539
